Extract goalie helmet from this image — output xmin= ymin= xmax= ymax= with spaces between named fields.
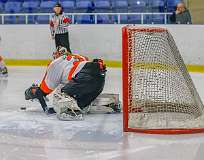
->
xmin=57 ymin=46 xmax=68 ymax=55
xmin=53 ymin=46 xmax=69 ymax=59
xmin=25 ymin=84 xmax=38 ymax=100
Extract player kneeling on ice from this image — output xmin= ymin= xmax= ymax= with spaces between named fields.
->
xmin=25 ymin=46 xmax=121 ymax=120
xmin=0 ymin=56 xmax=8 ymax=77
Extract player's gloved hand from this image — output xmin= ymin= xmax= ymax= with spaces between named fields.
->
xmin=25 ymin=84 xmax=50 ymax=112
xmin=25 ymin=84 xmax=39 ymax=100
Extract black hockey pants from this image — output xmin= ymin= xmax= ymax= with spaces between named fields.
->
xmin=61 ymin=62 xmax=106 ymax=109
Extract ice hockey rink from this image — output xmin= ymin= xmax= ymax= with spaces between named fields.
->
xmin=0 ymin=66 xmax=204 ymax=160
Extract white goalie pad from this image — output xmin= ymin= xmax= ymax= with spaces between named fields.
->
xmin=52 ymin=85 xmax=121 ymax=116
xmin=91 ymin=93 xmax=119 ymax=106
xmin=56 ymin=93 xmax=81 ymax=111
xmin=88 ymin=93 xmax=121 ymax=114
xmin=53 ymin=86 xmax=83 ymax=121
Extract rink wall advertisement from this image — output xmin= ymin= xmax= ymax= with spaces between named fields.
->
xmin=0 ymin=24 xmax=204 ymax=68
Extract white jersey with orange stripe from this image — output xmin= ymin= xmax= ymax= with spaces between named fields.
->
xmin=40 ymin=55 xmax=88 ymax=94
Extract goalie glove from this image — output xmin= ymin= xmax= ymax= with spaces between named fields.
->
xmin=25 ymin=84 xmax=49 ymax=101
xmin=24 ymin=84 xmax=39 ymax=100
xmin=25 ymin=84 xmax=50 ymax=112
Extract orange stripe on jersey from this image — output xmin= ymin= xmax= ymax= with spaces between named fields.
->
xmin=67 ymin=54 xmax=88 ymax=62
xmin=67 ymin=61 xmax=81 ymax=80
xmin=40 ymin=72 xmax=53 ymax=94
xmin=40 ymin=79 xmax=53 ymax=94
xmin=73 ymin=54 xmax=88 ymax=61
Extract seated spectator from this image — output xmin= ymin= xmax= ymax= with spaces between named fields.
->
xmin=87 ymin=1 xmax=95 ymax=13
xmin=170 ymin=2 xmax=192 ymax=24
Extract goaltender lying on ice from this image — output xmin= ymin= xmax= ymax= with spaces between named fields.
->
xmin=24 ymin=46 xmax=121 ymax=121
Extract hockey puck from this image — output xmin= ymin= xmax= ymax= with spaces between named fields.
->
xmin=20 ymin=107 xmax=27 ymax=110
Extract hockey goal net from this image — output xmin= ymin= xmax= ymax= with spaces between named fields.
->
xmin=122 ymin=26 xmax=204 ymax=134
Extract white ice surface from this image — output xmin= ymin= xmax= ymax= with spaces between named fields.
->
xmin=0 ymin=66 xmax=204 ymax=160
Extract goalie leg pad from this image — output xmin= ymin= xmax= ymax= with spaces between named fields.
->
xmin=89 ymin=93 xmax=121 ymax=114
xmin=57 ymin=109 xmax=83 ymax=121
xmin=53 ymin=92 xmax=83 ymax=121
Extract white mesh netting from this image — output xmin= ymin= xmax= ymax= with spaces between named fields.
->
xmin=125 ymin=26 xmax=204 ymax=130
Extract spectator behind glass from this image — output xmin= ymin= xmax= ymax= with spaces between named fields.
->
xmin=170 ymin=2 xmax=192 ymax=24
xmin=87 ymin=1 xmax=95 ymax=23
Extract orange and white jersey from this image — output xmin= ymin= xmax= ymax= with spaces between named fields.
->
xmin=40 ymin=54 xmax=88 ymax=94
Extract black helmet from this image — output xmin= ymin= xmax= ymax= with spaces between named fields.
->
xmin=54 ymin=2 xmax=62 ymax=8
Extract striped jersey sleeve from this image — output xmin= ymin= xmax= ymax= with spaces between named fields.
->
xmin=49 ymin=20 xmax=55 ymax=37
